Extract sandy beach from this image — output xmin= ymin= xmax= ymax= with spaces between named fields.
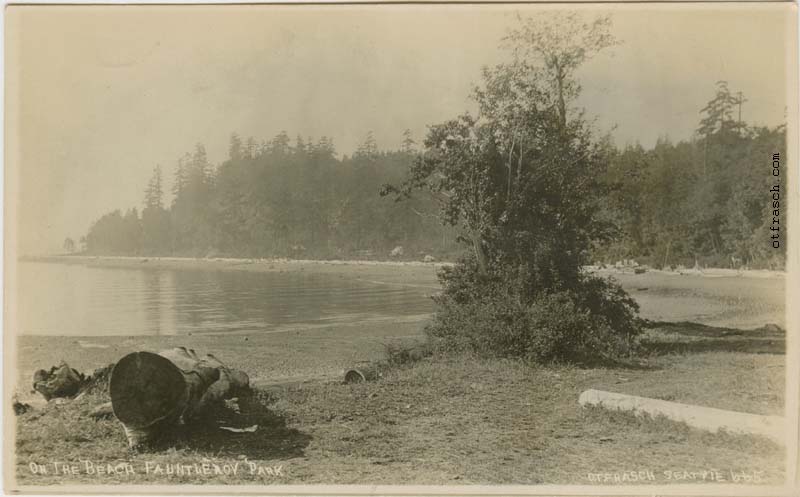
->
xmin=13 ymin=254 xmax=785 ymax=392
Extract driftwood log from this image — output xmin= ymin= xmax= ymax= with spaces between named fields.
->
xmin=33 ymin=362 xmax=114 ymax=401
xmin=344 ymin=363 xmax=383 ymax=383
xmin=579 ymin=389 xmax=785 ymax=444
xmin=33 ymin=362 xmax=85 ymax=400
xmin=109 ymin=347 xmax=250 ymax=448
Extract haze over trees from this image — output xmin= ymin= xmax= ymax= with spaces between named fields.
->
xmin=82 ymin=23 xmax=786 ymax=272
xmin=84 ymin=131 xmax=455 ymax=260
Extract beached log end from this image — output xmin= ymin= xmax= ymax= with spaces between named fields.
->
xmin=109 ymin=351 xmax=219 ymax=448
xmin=344 ymin=363 xmax=382 ymax=383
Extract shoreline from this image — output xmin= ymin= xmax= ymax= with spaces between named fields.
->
xmin=13 ymin=319 xmax=430 ymax=408
xmin=18 ymin=254 xmax=447 ymax=289
xmin=21 ymin=254 xmax=452 ymax=267
xmin=21 ymin=254 xmax=786 ymax=280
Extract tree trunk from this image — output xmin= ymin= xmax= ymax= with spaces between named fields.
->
xmin=553 ymin=59 xmax=567 ymax=131
xmin=109 ymin=347 xmax=250 ymax=448
xmin=470 ymin=231 xmax=488 ymax=275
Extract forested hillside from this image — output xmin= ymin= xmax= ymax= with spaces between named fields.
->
xmin=81 ymin=130 xmax=459 ymax=260
xmin=78 ymin=82 xmax=786 ymax=269
xmin=597 ymin=82 xmax=786 ymax=269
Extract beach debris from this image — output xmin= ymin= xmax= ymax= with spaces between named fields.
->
xmin=76 ymin=340 xmax=110 ymax=349
xmin=759 ymin=323 xmax=784 ymax=334
xmin=224 ymin=398 xmax=241 ymax=413
xmin=423 ymin=254 xmax=436 ymax=263
xmin=33 ymin=362 xmax=85 ymax=400
xmin=87 ymin=364 xmax=114 ymax=389
xmin=13 ymin=400 xmax=32 ymax=416
xmin=290 ymin=244 xmax=306 ymax=257
xmin=390 ymin=246 xmax=404 ymax=257
xmin=109 ymin=347 xmax=251 ymax=448
xmin=89 ymin=401 xmax=115 ymax=420
xmin=220 ymin=424 xmax=258 ymax=433
xmin=32 ymin=361 xmax=115 ymax=402
xmin=344 ymin=363 xmax=383 ymax=383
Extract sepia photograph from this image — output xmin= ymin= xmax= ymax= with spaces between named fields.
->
xmin=2 ymin=2 xmax=798 ymax=494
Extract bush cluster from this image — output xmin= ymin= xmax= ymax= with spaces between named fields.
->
xmin=425 ymin=257 xmax=643 ymax=364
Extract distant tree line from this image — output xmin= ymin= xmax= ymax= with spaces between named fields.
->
xmin=83 ymin=130 xmax=459 ymax=260
xmin=80 ymin=81 xmax=786 ymax=269
xmin=597 ymin=81 xmax=786 ymax=270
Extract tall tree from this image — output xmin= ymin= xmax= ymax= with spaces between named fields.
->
xmin=142 ymin=166 xmax=171 ymax=254
xmin=385 ymin=13 xmax=641 ymax=363
xmin=390 ymin=13 xmax=618 ymax=282
xmin=144 ymin=166 xmax=164 ymax=210
xmin=62 ymin=237 xmax=76 ymax=253
xmin=355 ymin=131 xmax=378 ymax=159
xmin=401 ymin=129 xmax=416 ymax=153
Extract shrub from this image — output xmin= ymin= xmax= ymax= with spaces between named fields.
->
xmin=425 ymin=257 xmax=643 ymax=364
xmin=384 ymin=341 xmax=434 ymax=367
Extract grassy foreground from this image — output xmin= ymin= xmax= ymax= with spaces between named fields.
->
xmin=12 ymin=322 xmax=785 ymax=487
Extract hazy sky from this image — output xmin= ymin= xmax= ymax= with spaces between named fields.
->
xmin=5 ymin=4 xmax=794 ymax=254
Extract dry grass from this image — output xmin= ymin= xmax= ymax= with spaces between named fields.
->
xmin=13 ymin=321 xmax=785 ymax=487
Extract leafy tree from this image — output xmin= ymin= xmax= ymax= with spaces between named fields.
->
xmin=385 ymin=14 xmax=641 ymax=363
xmin=503 ymin=13 xmax=619 ymax=130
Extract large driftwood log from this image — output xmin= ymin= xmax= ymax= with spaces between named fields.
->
xmin=579 ymin=389 xmax=785 ymax=444
xmin=109 ymin=347 xmax=250 ymax=448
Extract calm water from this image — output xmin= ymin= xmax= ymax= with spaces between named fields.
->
xmin=16 ymin=262 xmax=785 ymax=336
xmin=17 ymin=262 xmax=435 ymax=336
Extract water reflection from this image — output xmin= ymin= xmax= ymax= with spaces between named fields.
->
xmin=18 ymin=262 xmax=434 ymax=337
xmin=143 ymin=270 xmax=175 ymax=336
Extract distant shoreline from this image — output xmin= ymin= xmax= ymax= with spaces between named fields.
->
xmin=21 ymin=253 xmax=451 ymax=268
xmin=20 ymin=254 xmax=785 ymax=280
xmin=17 ymin=254 xmax=448 ymax=290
